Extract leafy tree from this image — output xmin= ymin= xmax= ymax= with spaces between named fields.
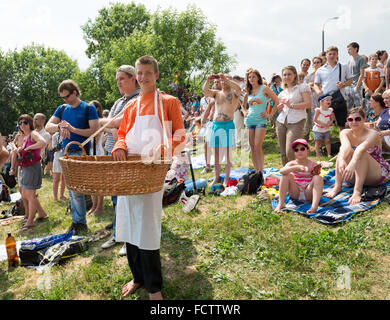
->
xmin=81 ymin=3 xmax=236 ymax=106
xmin=0 ymin=50 xmax=18 ymax=134
xmin=81 ymin=2 xmax=150 ymax=59
xmin=10 ymin=44 xmax=79 ymax=119
xmin=148 ymin=5 xmax=235 ymax=90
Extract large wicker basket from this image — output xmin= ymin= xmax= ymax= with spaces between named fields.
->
xmin=59 ymin=141 xmax=171 ymax=196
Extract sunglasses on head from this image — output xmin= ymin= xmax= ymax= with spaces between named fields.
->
xmin=346 ymin=116 xmax=362 ymax=123
xmin=293 ymin=146 xmax=307 ymax=152
xmin=18 ymin=121 xmax=28 ymax=126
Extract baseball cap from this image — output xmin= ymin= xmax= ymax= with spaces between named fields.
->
xmin=291 ymin=138 xmax=309 ymax=149
xmin=318 ymin=93 xmax=332 ymax=103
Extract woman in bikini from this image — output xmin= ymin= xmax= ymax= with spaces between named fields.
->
xmin=325 ymin=108 xmax=390 ymax=204
xmin=275 ymin=139 xmax=323 ymax=214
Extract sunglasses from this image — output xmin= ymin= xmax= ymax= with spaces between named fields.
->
xmin=18 ymin=121 xmax=28 ymax=126
xmin=293 ymin=147 xmax=307 ymax=152
xmin=346 ymin=116 xmax=362 ymax=122
xmin=60 ymin=92 xmax=72 ymax=100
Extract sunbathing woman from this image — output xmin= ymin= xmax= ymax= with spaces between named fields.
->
xmin=275 ymin=138 xmax=323 ymax=214
xmin=324 ymin=108 xmax=390 ymax=204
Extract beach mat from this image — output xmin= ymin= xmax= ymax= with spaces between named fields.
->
xmin=271 ymin=169 xmax=388 ymax=225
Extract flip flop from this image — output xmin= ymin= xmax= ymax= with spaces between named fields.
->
xmin=19 ymin=224 xmax=35 ymax=232
xmin=35 ymin=216 xmax=49 ymax=223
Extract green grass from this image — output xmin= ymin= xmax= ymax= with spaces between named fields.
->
xmin=1 ymin=126 xmax=390 ymax=300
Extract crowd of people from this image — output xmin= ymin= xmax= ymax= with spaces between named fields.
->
xmin=1 ymin=42 xmax=390 ymax=300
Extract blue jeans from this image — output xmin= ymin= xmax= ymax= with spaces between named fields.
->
xmin=60 ymin=150 xmax=87 ymax=224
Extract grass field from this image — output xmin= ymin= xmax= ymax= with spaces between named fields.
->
xmin=1 ymin=128 xmax=390 ymax=300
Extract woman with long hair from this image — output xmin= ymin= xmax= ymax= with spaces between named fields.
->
xmin=275 ymin=66 xmax=313 ymax=165
xmin=325 ymin=107 xmax=390 ymax=204
xmin=242 ymin=68 xmax=279 ymax=172
xmin=17 ymin=114 xmax=48 ymax=231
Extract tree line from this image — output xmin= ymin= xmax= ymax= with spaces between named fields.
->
xmin=0 ymin=2 xmax=236 ymax=134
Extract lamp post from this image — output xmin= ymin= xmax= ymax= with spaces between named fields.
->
xmin=322 ymin=17 xmax=339 ymax=53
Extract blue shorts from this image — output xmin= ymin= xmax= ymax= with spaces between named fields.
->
xmin=314 ymin=131 xmax=331 ymax=141
xmin=209 ymin=120 xmax=235 ymax=148
xmin=246 ymin=123 xmax=267 ymax=130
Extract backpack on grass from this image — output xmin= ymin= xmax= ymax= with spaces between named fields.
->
xmin=237 ymin=171 xmax=264 ymax=195
xmin=162 ymin=178 xmax=186 ymax=206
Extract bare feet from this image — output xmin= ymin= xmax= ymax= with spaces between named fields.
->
xmin=348 ymin=192 xmax=361 ymax=205
xmin=274 ymin=203 xmax=285 ymax=213
xmin=324 ymin=186 xmax=341 ymax=199
xmin=122 ymin=280 xmax=143 ymax=297
xmin=210 ymin=178 xmax=221 ymax=187
xmin=306 ymin=206 xmax=318 ymax=214
xmin=149 ymin=291 xmax=163 ymax=300
xmin=87 ymin=208 xmax=96 ymax=216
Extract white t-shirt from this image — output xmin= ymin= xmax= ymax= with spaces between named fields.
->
xmin=277 ymin=83 xmax=311 ymax=124
xmin=314 ymin=63 xmax=352 ymax=98
xmin=313 ymin=107 xmax=334 ymax=133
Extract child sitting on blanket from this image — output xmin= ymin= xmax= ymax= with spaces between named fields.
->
xmin=275 ymin=139 xmax=323 ymax=214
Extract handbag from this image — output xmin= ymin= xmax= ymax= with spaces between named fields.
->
xmin=329 ymin=63 xmax=347 ymax=110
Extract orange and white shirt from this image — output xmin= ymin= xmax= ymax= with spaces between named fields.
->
xmin=364 ymin=67 xmax=384 ymax=91
xmin=112 ymin=91 xmax=185 ymax=156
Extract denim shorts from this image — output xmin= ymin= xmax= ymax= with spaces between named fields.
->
xmin=246 ymin=123 xmax=267 ymax=130
xmin=314 ymin=131 xmax=331 ymax=141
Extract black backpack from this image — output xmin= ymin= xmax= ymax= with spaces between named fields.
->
xmin=322 ymin=141 xmax=341 ymax=156
xmin=1 ymin=172 xmax=17 ymax=189
xmin=0 ymin=184 xmax=11 ymax=202
xmin=163 ymin=178 xmax=186 ymax=206
xmin=237 ymin=171 xmax=264 ymax=195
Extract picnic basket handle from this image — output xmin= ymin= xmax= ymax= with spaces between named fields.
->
xmin=64 ymin=141 xmax=87 ymax=156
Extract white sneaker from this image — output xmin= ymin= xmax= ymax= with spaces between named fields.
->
xmin=101 ymin=236 xmax=116 ymax=249
xmin=119 ymin=243 xmax=127 ymax=256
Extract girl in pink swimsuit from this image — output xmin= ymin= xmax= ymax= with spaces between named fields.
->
xmin=275 ymin=139 xmax=324 ymax=214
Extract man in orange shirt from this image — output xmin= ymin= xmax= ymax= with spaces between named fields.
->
xmin=112 ymin=56 xmax=185 ymax=300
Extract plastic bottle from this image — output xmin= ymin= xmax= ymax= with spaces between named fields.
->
xmin=6 ymin=233 xmax=19 ymax=267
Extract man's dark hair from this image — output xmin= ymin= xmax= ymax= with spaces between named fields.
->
xmin=301 ymin=58 xmax=311 ymax=66
xmin=348 ymin=42 xmax=360 ymax=52
xmin=58 ymin=79 xmax=81 ymax=97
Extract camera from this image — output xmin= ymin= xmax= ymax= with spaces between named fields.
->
xmin=212 ymin=74 xmax=220 ymax=80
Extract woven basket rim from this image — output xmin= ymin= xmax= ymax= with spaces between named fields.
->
xmin=59 ymin=157 xmax=172 ymax=165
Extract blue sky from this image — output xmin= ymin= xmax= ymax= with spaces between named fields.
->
xmin=1 ymin=0 xmax=389 ymax=81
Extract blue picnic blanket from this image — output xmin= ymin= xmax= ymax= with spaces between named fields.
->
xmin=271 ymin=169 xmax=389 ymax=225
xmin=218 ymin=168 xmax=280 ymax=182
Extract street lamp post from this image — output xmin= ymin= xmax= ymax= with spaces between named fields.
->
xmin=322 ymin=17 xmax=339 ymax=53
